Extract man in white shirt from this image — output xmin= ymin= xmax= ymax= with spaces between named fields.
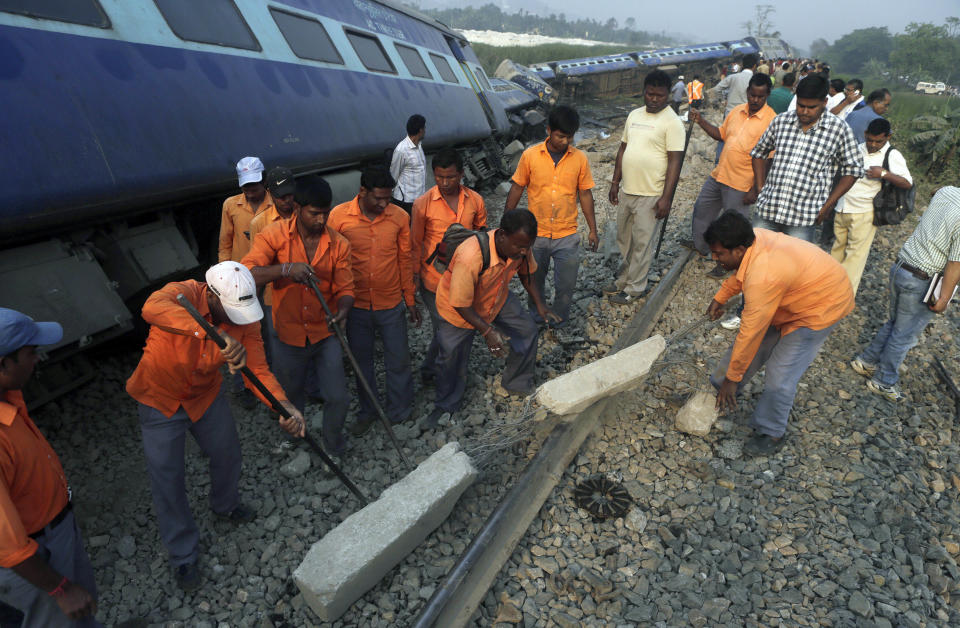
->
xmin=829 ymin=79 xmax=864 ymax=120
xmin=832 ymin=118 xmax=912 ymax=293
xmin=389 ymin=114 xmax=427 ymax=213
xmin=712 ymin=54 xmax=758 ymax=118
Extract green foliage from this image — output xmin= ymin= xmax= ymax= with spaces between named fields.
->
xmin=419 ymin=4 xmax=671 ymax=47
xmin=823 ymin=27 xmax=893 ymax=74
xmin=909 ymin=112 xmax=960 ymax=174
xmin=890 ymin=22 xmax=960 ymax=83
xmin=471 ymin=43 xmax=636 ymax=76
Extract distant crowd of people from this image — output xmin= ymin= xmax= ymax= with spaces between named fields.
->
xmin=3 ymin=49 xmax=959 ymax=624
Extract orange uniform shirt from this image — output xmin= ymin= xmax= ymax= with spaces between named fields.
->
xmin=219 ymin=191 xmax=275 ymax=263
xmin=0 ymin=391 xmax=70 ymax=568
xmin=411 ymin=185 xmax=488 ymax=292
xmin=511 ymin=141 xmax=595 ymax=239
xmin=249 ymin=206 xmax=291 ymax=307
xmin=712 ymin=103 xmax=776 ymax=192
xmin=713 ymin=229 xmax=854 ymax=382
xmin=241 ymin=218 xmax=354 ymax=346
xmin=436 ymin=229 xmax=538 ymax=329
xmin=126 ymin=280 xmax=286 ymax=419
xmin=328 ymin=197 xmax=415 ymax=310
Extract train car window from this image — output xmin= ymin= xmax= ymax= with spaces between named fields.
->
xmin=395 ymin=44 xmax=431 ymax=78
xmin=154 ymin=0 xmax=259 ymax=50
xmin=270 ymin=8 xmax=342 ymax=64
xmin=429 ymin=53 xmax=458 ymax=83
xmin=0 ymin=0 xmax=110 ymax=27
xmin=345 ymin=30 xmax=396 ymax=73
xmin=475 ymin=67 xmax=491 ymax=91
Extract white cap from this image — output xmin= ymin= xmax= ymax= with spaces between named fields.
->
xmin=205 ymin=261 xmax=263 ymax=325
xmin=236 ymin=156 xmax=264 ymax=187
xmin=678 ymin=75 xmax=684 ymax=80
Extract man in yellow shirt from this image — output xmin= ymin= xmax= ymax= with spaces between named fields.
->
xmin=606 ymin=70 xmax=685 ymax=304
xmin=705 ymin=213 xmax=853 ymax=456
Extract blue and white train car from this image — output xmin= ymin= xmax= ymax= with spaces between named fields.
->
xmin=0 ymin=0 xmax=538 ymax=403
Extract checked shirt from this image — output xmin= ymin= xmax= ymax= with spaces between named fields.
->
xmin=751 ymin=110 xmax=864 ymax=227
xmin=900 ymin=186 xmax=960 ymax=277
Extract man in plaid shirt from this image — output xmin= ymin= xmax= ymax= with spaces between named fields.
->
xmin=746 ymin=74 xmax=864 ymax=242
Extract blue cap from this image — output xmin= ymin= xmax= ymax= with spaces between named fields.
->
xmin=0 ymin=308 xmax=63 ymax=355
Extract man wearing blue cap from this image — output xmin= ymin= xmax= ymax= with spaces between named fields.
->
xmin=0 ymin=308 xmax=101 ymax=626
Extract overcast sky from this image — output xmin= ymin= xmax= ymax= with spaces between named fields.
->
xmin=419 ymin=0 xmax=958 ymax=50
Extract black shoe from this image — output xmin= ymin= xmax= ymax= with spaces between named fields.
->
xmin=743 ymin=433 xmax=786 ymax=456
xmin=678 ymin=238 xmax=696 ymax=251
xmin=175 ymin=561 xmax=201 ymax=592
xmin=706 ymin=263 xmax=729 ymax=280
xmin=421 ymin=407 xmax=447 ymax=430
xmin=350 ymin=416 xmax=375 ymax=437
xmin=215 ymin=503 xmax=255 ymax=524
xmin=421 ymin=369 xmax=436 ymax=387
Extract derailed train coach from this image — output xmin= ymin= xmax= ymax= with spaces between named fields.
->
xmin=501 ymin=35 xmax=793 ymax=99
xmin=0 ymin=0 xmax=550 ymax=405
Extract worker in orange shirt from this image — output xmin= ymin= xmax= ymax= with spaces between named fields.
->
xmin=411 ymin=148 xmax=487 ymax=383
xmin=219 ymin=156 xmax=274 ymax=263
xmin=249 ymin=166 xmax=297 ymax=364
xmin=0 ymin=309 xmax=101 ymax=626
xmin=126 ymin=263 xmax=305 ymax=592
xmin=704 ymin=213 xmax=853 ymax=456
xmin=329 ymin=168 xmax=420 ymax=435
xmin=505 ymin=105 xmax=597 ymax=337
xmin=687 ymin=75 xmax=705 ymax=109
xmin=424 ymin=209 xmax=558 ymax=429
xmin=243 ymin=176 xmax=354 ymax=455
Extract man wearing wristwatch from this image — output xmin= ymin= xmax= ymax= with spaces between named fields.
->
xmin=0 ymin=308 xmax=101 ymax=626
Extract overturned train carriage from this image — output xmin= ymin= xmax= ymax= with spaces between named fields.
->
xmin=503 ymin=36 xmax=792 ymax=100
xmin=0 ymin=0 xmax=548 ymax=406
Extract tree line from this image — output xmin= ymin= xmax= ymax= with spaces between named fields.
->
xmin=416 ymin=3 xmax=673 ymax=47
xmin=810 ymin=18 xmax=960 ymax=84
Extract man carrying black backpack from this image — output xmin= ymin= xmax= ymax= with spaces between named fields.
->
xmin=422 ymin=210 xmax=558 ymax=430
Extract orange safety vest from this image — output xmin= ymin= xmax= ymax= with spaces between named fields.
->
xmin=687 ymin=80 xmax=704 ymax=101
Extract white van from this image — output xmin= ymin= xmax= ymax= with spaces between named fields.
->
xmin=916 ymin=81 xmax=946 ymax=95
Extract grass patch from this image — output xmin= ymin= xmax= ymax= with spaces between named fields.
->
xmin=472 ymin=42 xmax=637 ymax=76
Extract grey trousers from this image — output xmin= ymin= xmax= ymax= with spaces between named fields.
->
xmin=139 ymin=389 xmax=241 ymax=567
xmin=434 ymin=292 xmax=539 ymax=412
xmin=615 ymin=194 xmax=660 ymax=297
xmin=0 ymin=511 xmax=101 ymax=627
xmin=530 ymin=233 xmax=580 ymax=325
xmin=691 ymin=176 xmax=750 ymax=255
xmin=710 ymin=323 xmax=836 ymax=438
xmin=420 ymin=288 xmax=442 ymax=379
xmin=272 ymin=335 xmax=348 ymax=453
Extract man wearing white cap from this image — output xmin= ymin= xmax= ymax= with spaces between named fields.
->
xmin=0 ymin=308 xmax=101 ymax=626
xmin=126 ymin=262 xmax=304 ymax=591
xmin=670 ymin=75 xmax=686 ymax=114
xmin=219 ymin=156 xmax=275 ymax=264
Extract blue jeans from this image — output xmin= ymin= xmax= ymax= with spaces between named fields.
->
xmin=711 ymin=323 xmax=836 ymax=437
xmin=273 ymin=335 xmax=349 ymax=453
xmin=858 ymin=263 xmax=936 ymax=387
xmin=434 ymin=292 xmax=539 ymax=412
xmin=346 ymin=302 xmax=413 ymax=424
xmin=753 ymin=216 xmax=816 ymax=243
xmin=691 ymin=176 xmax=751 ymax=256
xmin=138 ymin=388 xmax=241 ymax=567
xmin=530 ymin=233 xmax=580 ymax=325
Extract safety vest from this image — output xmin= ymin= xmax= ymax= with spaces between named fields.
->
xmin=687 ymin=80 xmax=704 ymax=101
